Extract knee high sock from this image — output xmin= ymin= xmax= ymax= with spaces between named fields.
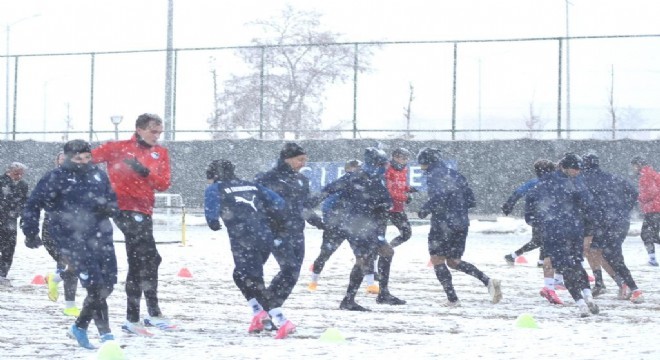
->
xmin=455 ymin=261 xmax=490 ymax=286
xmin=377 ymin=254 xmax=392 ymax=292
xmin=434 ymin=264 xmax=458 ymax=302
xmin=344 ymin=263 xmax=364 ymax=302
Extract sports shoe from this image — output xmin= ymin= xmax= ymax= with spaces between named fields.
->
xmin=122 ymin=321 xmax=154 ymax=336
xmin=376 ymin=291 xmax=406 ymax=305
xmin=366 ymin=284 xmax=380 ymax=294
xmin=585 ymin=296 xmax=599 ymax=315
xmin=46 ymin=273 xmax=59 ymax=302
xmin=62 ymin=306 xmax=81 ymax=317
xmin=339 ymin=298 xmax=371 ymax=311
xmin=99 ymin=333 xmax=115 ymax=343
xmin=441 ymin=300 xmax=461 ymax=307
xmin=539 ymin=287 xmax=564 ymax=305
xmin=144 ymin=316 xmax=177 ymax=331
xmin=536 ymin=260 xmax=544 ymax=268
xmin=0 ymin=276 xmax=11 ymax=287
xmin=648 ymin=258 xmax=659 ymax=267
xmin=68 ymin=324 xmax=95 ymax=349
xmin=578 ymin=304 xmax=591 ymax=318
xmin=274 ymin=320 xmax=296 ymax=339
xmin=630 ymin=289 xmax=644 ymax=304
xmin=504 ymin=254 xmax=515 ymax=265
xmin=307 ymin=281 xmax=318 ymax=291
xmin=591 ymin=285 xmax=607 ymax=297
xmin=248 ymin=310 xmax=274 ymax=333
xmin=487 ymin=279 xmax=503 ymax=304
xmin=617 ymin=284 xmax=631 ymax=300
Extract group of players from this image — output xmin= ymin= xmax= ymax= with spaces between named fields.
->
xmin=203 ymin=144 xmax=503 ymax=340
xmin=1 ymin=112 xmax=656 ymax=347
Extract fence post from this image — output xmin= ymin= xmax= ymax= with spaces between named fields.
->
xmin=556 ymin=39 xmax=563 ymax=140
xmin=451 ymin=42 xmax=457 ymax=141
xmin=89 ymin=53 xmax=95 ymax=142
xmin=259 ymin=46 xmax=265 ymax=140
xmin=352 ymin=43 xmax=359 ymax=139
xmin=11 ymin=56 xmax=18 ymax=140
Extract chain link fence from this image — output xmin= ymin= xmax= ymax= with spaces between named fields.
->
xmin=2 ymin=34 xmax=660 ymax=142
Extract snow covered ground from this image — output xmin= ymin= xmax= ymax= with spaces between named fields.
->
xmin=2 ymin=217 xmax=659 ymax=359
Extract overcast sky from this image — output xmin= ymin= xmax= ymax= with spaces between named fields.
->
xmin=2 ymin=0 xmax=660 ymax=141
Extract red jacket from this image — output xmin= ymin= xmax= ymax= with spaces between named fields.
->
xmin=638 ymin=166 xmax=660 ymax=214
xmin=385 ymin=164 xmax=410 ymax=213
xmin=92 ymin=135 xmax=171 ymax=215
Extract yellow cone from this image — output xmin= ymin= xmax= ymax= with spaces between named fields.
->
xmin=515 ymin=313 xmax=539 ymax=329
xmin=97 ymin=341 xmax=126 ymax=360
xmin=319 ymin=327 xmax=345 ymax=343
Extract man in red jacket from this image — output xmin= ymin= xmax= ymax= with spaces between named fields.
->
xmin=631 ymin=156 xmax=660 ymax=267
xmin=385 ymin=148 xmax=417 ymax=247
xmin=92 ymin=113 xmax=173 ymax=335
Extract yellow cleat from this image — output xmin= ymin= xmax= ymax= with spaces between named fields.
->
xmin=46 ymin=273 xmax=59 ymax=302
xmin=307 ymin=281 xmax=318 ymax=291
xmin=63 ymin=306 xmax=81 ymax=317
xmin=366 ymin=284 xmax=380 ymax=294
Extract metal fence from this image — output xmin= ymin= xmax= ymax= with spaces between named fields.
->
xmin=2 ymin=34 xmax=660 ymax=142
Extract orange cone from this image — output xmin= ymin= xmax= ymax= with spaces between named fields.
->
xmin=178 ymin=268 xmax=192 ymax=278
xmin=427 ymin=258 xmax=433 ymax=268
xmin=31 ymin=274 xmax=46 ymax=285
xmin=588 ymin=274 xmax=595 ymax=282
xmin=515 ymin=256 xmax=528 ymax=264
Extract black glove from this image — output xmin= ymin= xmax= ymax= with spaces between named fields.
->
xmin=207 ymin=220 xmax=222 ymax=231
xmin=408 ymin=187 xmax=418 ymax=193
xmin=501 ymin=202 xmax=513 ymax=216
xmin=417 ymin=209 xmax=430 ymax=219
xmin=124 ymin=158 xmax=150 ymax=177
xmin=406 ymin=194 xmax=413 ymax=204
xmin=25 ymin=233 xmax=43 ymax=249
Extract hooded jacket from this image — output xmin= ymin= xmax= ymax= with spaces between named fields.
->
xmin=92 ymin=134 xmax=171 ymax=215
xmin=637 ymin=166 xmax=660 ymax=214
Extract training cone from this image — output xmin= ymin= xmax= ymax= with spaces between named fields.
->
xmin=319 ymin=327 xmax=345 ymax=343
xmin=177 ymin=267 xmax=192 ymax=278
xmin=427 ymin=258 xmax=433 ymax=268
xmin=97 ymin=341 xmax=126 ymax=360
xmin=515 ymin=256 xmax=528 ymax=264
xmin=588 ymin=274 xmax=595 ymax=282
xmin=515 ymin=313 xmax=539 ymax=329
xmin=31 ymin=274 xmax=46 ymax=285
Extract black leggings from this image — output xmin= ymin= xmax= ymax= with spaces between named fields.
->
xmin=641 ymin=213 xmax=660 ymax=255
xmin=559 ymin=263 xmax=590 ymax=302
xmin=0 ymin=226 xmax=17 ymax=278
xmin=42 ymin=215 xmax=79 ymax=301
xmin=514 ymin=226 xmax=544 ymax=260
xmin=114 ymin=211 xmax=162 ymax=322
xmin=76 ymin=284 xmax=114 ymax=335
xmin=388 ymin=212 xmax=412 ymax=248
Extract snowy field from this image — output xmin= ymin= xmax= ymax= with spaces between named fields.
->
xmin=2 ymin=216 xmax=660 ymax=360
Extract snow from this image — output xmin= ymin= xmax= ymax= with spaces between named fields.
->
xmin=2 ymin=217 xmax=659 ymax=359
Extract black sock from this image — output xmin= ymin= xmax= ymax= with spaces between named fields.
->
xmin=593 ymin=269 xmax=604 ymax=288
xmin=434 ymin=264 xmax=458 ymax=302
xmin=455 ymin=261 xmax=490 ymax=287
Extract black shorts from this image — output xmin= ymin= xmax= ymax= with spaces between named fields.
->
xmin=427 ymin=221 xmax=468 ymax=259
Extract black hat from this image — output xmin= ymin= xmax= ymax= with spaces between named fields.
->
xmin=582 ymin=153 xmax=599 ymax=170
xmin=559 ymin=153 xmax=582 ymax=170
xmin=417 ymin=147 xmax=442 ymax=166
xmin=206 ymin=159 xmax=235 ymax=181
xmin=280 ymin=142 xmax=306 ymax=159
xmin=63 ymin=139 xmax=92 ymax=157
xmin=631 ymin=156 xmax=648 ymax=166
xmin=364 ymin=147 xmax=388 ymax=167
xmin=344 ymin=159 xmax=363 ymax=171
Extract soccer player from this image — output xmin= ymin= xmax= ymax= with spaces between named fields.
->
xmin=630 ymin=156 xmax=660 ymax=267
xmin=385 ymin=148 xmax=416 ymax=248
xmin=0 ymin=162 xmax=29 ymax=286
xmin=92 ymin=113 xmax=173 ymax=335
xmin=417 ymin=148 xmax=502 ymax=306
xmin=22 ymin=140 xmax=119 ymax=349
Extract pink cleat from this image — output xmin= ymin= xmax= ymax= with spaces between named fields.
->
xmin=540 ymin=287 xmax=564 ymax=305
xmin=274 ymin=320 xmax=296 ymax=339
xmin=248 ymin=310 xmax=273 ymax=333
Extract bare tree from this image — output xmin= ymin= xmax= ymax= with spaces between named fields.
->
xmin=208 ymin=5 xmax=374 ymax=140
xmin=523 ymin=100 xmax=544 ymax=138
xmin=402 ymin=82 xmax=414 ymax=139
